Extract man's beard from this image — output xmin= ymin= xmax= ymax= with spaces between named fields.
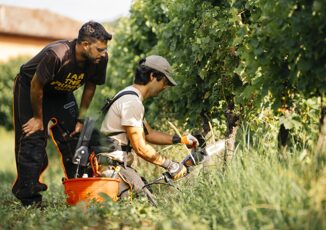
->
xmin=82 ymin=52 xmax=100 ymax=64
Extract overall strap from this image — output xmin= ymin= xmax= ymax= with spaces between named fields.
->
xmin=101 ymin=90 xmax=139 ymax=115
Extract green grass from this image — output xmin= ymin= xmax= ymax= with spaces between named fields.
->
xmin=0 ymin=126 xmax=325 ymax=230
xmin=0 ymin=128 xmax=15 ymax=174
xmin=0 ymin=127 xmax=65 ymax=187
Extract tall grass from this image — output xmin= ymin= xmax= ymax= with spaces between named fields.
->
xmin=0 ymin=124 xmax=325 ymax=229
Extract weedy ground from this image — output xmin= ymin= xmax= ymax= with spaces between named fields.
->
xmin=0 ymin=126 xmax=325 ymax=230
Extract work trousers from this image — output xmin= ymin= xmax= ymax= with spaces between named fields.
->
xmin=117 ymin=166 xmax=157 ymax=206
xmin=12 ymin=75 xmax=78 ymax=206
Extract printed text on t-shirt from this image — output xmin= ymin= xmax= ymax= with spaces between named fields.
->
xmin=50 ymin=72 xmax=85 ymax=91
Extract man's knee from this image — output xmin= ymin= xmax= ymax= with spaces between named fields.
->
xmin=117 ymin=167 xmax=149 ymax=198
xmin=18 ymin=131 xmax=47 ymax=156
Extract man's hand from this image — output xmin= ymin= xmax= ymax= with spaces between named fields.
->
xmin=162 ymin=160 xmax=187 ymax=180
xmin=181 ymin=134 xmax=198 ymax=148
xmin=70 ymin=121 xmax=83 ymax=137
xmin=22 ymin=117 xmax=44 ymax=136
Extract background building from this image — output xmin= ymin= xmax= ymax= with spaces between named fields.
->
xmin=0 ymin=4 xmax=82 ymax=62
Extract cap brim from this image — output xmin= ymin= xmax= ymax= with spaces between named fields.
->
xmin=166 ymin=75 xmax=177 ymax=86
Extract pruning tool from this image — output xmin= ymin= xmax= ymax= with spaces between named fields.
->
xmin=145 ymin=135 xmax=226 ymax=187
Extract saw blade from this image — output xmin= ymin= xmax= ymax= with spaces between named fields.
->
xmin=203 ymin=140 xmax=225 ymax=159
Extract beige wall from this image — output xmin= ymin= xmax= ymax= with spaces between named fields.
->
xmin=0 ymin=34 xmax=56 ymax=63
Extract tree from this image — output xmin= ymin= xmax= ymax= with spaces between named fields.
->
xmin=236 ymin=0 xmax=326 ymax=151
xmin=106 ymin=0 xmax=242 ymax=143
xmin=0 ymin=57 xmax=28 ymax=130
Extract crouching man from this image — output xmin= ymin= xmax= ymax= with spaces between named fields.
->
xmin=99 ymin=55 xmax=198 ymax=199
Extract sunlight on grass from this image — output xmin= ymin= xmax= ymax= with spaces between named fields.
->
xmin=0 ymin=128 xmax=15 ymax=174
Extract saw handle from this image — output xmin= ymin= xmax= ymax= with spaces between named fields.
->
xmin=162 ymin=172 xmax=173 ymax=184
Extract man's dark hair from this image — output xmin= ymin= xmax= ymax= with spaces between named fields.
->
xmin=77 ymin=21 xmax=112 ymax=43
xmin=134 ymin=58 xmax=166 ymax=85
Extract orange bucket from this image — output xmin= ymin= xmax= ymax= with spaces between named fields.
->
xmin=63 ymin=177 xmax=120 ymax=205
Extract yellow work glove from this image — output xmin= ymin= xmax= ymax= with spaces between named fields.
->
xmin=181 ymin=134 xmax=198 ymax=148
xmin=162 ymin=159 xmax=187 ymax=180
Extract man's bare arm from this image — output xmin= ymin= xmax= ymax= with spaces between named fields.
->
xmin=125 ymin=125 xmax=188 ymax=180
xmin=125 ymin=126 xmax=167 ymax=166
xmin=70 ymin=82 xmax=96 ymax=136
xmin=79 ymin=82 xmax=96 ymax=119
xmin=143 ymin=121 xmax=174 ymax=145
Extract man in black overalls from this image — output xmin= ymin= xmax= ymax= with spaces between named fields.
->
xmin=12 ymin=21 xmax=112 ymax=206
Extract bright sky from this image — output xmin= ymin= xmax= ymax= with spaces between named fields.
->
xmin=0 ymin=0 xmax=133 ymax=22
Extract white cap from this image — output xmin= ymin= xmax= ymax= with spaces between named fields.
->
xmin=142 ymin=55 xmax=177 ymax=86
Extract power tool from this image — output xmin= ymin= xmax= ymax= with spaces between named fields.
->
xmin=147 ymin=135 xmax=226 ymax=185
